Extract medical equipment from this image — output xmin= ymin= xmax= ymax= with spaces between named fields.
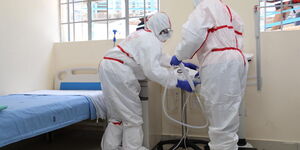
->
xmin=141 ymin=66 xmax=202 ymax=149
xmin=163 ymin=64 xmax=207 ymax=129
xmin=0 ymin=105 xmax=7 ymax=111
xmin=156 ymin=64 xmax=209 ymax=150
xmin=139 ymin=80 xmax=164 ymax=149
xmin=113 ymin=30 xmax=117 ymax=47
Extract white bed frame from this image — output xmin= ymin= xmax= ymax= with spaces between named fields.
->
xmin=55 ymin=67 xmax=100 ymax=90
xmin=53 ymin=67 xmax=106 ymax=132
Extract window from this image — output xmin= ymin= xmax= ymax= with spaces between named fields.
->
xmin=259 ymin=0 xmax=300 ymax=32
xmin=59 ymin=0 xmax=159 ymax=42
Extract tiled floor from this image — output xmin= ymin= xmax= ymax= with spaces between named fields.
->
xmin=1 ymin=125 xmax=104 ymax=150
xmin=5 ymin=125 xmax=299 ymax=150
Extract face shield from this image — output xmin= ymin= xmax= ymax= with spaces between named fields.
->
xmin=158 ymin=28 xmax=173 ymax=42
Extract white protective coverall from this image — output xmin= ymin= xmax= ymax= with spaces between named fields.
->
xmin=99 ymin=12 xmax=177 ymax=150
xmin=175 ymin=0 xmax=249 ymax=150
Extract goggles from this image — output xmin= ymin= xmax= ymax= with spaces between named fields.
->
xmin=159 ymin=28 xmax=173 ymax=35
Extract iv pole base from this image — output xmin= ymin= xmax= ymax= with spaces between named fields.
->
xmin=155 ymin=139 xmax=258 ymax=150
xmin=155 ymin=138 xmax=209 ymax=150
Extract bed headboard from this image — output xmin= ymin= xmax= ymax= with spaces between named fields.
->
xmin=55 ymin=67 xmax=101 ymax=90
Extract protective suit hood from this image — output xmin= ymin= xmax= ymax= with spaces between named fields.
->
xmin=145 ymin=12 xmax=172 ymax=42
xmin=193 ymin=0 xmax=201 ymax=6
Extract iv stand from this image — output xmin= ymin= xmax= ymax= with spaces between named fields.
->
xmin=113 ymin=29 xmax=117 ymax=47
xmin=156 ymin=90 xmax=209 ymax=150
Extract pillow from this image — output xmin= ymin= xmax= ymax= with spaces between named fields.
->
xmin=60 ymin=82 xmax=102 ymax=90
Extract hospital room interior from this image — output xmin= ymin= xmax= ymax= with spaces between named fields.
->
xmin=1 ymin=0 xmax=300 ymax=150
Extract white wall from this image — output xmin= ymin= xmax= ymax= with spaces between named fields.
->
xmin=0 ymin=0 xmax=59 ymax=95
xmin=246 ymin=30 xmax=300 ymax=142
xmin=53 ymin=40 xmax=116 ymax=73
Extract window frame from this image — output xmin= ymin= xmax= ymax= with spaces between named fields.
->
xmin=259 ymin=0 xmax=300 ymax=32
xmin=59 ymin=0 xmax=160 ymax=42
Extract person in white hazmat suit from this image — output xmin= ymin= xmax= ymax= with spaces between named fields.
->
xmin=170 ymin=0 xmax=249 ymax=150
xmin=99 ymin=12 xmax=197 ymax=150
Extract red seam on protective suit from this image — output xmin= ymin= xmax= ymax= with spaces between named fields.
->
xmin=207 ymin=25 xmax=242 ymax=36
xmin=112 ymin=121 xmax=122 ymax=125
xmin=117 ymin=45 xmax=130 ymax=57
xmin=225 ymin=5 xmax=243 ymax=36
xmin=226 ymin=5 xmax=233 ymax=22
xmin=212 ymin=47 xmax=246 ymax=65
xmin=190 ymin=26 xmax=242 ymax=59
xmin=190 ymin=31 xmax=210 ymax=59
xmin=208 ymin=25 xmax=234 ymax=33
xmin=144 ymin=29 xmax=152 ymax=32
xmin=212 ymin=47 xmax=239 ymax=51
xmin=235 ymin=36 xmax=238 ymax=48
xmin=191 ymin=25 xmax=233 ymax=59
xmin=103 ymin=57 xmax=124 ymax=64
xmin=234 ymin=30 xmax=243 ymax=36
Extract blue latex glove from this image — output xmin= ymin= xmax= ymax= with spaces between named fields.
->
xmin=195 ymin=72 xmax=200 ymax=78
xmin=194 ymin=72 xmax=201 ymax=85
xmin=182 ymin=62 xmax=199 ymax=70
xmin=170 ymin=55 xmax=182 ymax=66
xmin=176 ymin=80 xmax=193 ymax=92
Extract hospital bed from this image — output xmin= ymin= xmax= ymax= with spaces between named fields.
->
xmin=0 ymin=68 xmax=106 ymax=148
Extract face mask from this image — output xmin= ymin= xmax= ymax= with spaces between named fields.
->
xmin=157 ymin=29 xmax=173 ymax=42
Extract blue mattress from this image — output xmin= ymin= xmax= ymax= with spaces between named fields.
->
xmin=0 ymin=94 xmax=96 ymax=147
